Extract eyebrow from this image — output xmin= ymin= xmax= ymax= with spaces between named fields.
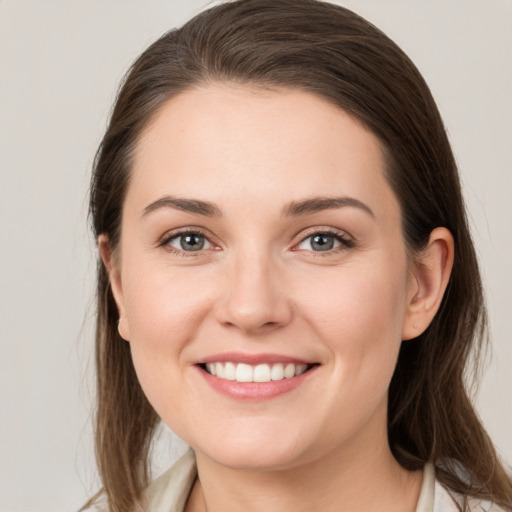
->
xmin=142 ymin=196 xmax=222 ymax=217
xmin=282 ymin=196 xmax=375 ymax=218
xmin=142 ymin=195 xmax=374 ymax=219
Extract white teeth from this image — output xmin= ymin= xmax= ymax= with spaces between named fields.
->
xmin=271 ymin=364 xmax=284 ymax=381
xmin=204 ymin=362 xmax=311 ymax=382
xmin=235 ymin=363 xmax=253 ymax=382
xmin=295 ymin=364 xmax=308 ymax=376
xmin=284 ymin=363 xmax=295 ymax=379
xmin=254 ymin=364 xmax=271 ymax=382
xmin=224 ymin=362 xmax=236 ymax=380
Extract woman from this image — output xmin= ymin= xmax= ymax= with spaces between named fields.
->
xmin=83 ymin=0 xmax=512 ymax=510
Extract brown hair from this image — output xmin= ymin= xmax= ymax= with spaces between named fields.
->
xmin=86 ymin=1 xmax=512 ymax=510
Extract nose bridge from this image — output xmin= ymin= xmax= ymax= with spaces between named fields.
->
xmin=216 ymin=243 xmax=292 ymax=333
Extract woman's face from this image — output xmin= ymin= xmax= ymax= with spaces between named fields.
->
xmin=109 ymin=84 xmax=419 ymax=471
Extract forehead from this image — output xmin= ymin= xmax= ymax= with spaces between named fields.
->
xmin=128 ymin=83 xmax=399 ymax=222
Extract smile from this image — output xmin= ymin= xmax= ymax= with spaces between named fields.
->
xmin=202 ymin=362 xmax=312 ymax=383
xmin=196 ymin=353 xmax=319 ymax=399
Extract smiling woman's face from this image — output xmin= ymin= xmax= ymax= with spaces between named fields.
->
xmin=106 ymin=84 xmax=420 ymax=471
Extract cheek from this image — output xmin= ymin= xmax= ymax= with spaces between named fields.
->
xmin=120 ymin=264 xmax=218 ymax=409
xmin=299 ymin=259 xmax=408 ymax=340
xmin=123 ymin=263 xmax=213 ymax=347
xmin=120 ymin=267 xmax=218 ymax=427
xmin=296 ymin=255 xmax=409 ymax=390
xmin=291 ymin=258 xmax=408 ymax=439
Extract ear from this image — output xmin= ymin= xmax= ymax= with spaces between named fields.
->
xmin=98 ymin=234 xmax=131 ymax=341
xmin=402 ymin=227 xmax=454 ymax=340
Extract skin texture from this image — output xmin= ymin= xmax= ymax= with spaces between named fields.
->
xmin=100 ymin=84 xmax=454 ymax=512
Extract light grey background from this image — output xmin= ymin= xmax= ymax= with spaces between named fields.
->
xmin=0 ymin=1 xmax=510 ymax=511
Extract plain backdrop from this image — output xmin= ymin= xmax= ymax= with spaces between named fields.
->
xmin=0 ymin=1 xmax=510 ymax=511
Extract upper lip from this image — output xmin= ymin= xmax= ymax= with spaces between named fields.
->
xmin=196 ymin=352 xmax=317 ymax=365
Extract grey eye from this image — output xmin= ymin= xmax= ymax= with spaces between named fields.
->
xmin=298 ymin=233 xmax=341 ymax=252
xmin=169 ymin=233 xmax=211 ymax=251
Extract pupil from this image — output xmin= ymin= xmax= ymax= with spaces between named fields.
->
xmin=181 ymin=234 xmax=204 ymax=251
xmin=312 ymin=234 xmax=334 ymax=251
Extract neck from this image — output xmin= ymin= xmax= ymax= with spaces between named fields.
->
xmin=186 ymin=424 xmax=423 ymax=512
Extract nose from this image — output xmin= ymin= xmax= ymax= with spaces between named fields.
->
xmin=214 ymin=251 xmax=293 ymax=335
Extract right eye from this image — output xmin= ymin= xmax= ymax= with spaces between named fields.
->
xmin=165 ymin=231 xmax=213 ymax=253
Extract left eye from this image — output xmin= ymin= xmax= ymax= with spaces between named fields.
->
xmin=167 ymin=232 xmax=212 ymax=252
xmin=297 ymin=233 xmax=343 ymax=252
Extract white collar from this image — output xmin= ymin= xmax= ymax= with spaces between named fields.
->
xmin=144 ymin=450 xmax=503 ymax=512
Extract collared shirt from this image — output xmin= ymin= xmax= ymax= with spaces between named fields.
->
xmin=85 ymin=450 xmax=506 ymax=512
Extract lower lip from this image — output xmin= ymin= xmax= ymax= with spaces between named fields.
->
xmin=196 ymin=365 xmax=317 ymax=400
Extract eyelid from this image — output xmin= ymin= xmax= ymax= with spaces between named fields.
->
xmin=292 ymin=226 xmax=355 ymax=253
xmin=157 ymin=225 xmax=355 ymax=257
xmin=159 ymin=226 xmax=208 ymax=244
xmin=158 ymin=226 xmax=220 ymax=256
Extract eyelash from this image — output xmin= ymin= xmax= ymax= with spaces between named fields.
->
xmin=159 ymin=227 xmax=214 ymax=258
xmin=294 ymin=228 xmax=355 ymax=257
xmin=159 ymin=227 xmax=355 ymax=258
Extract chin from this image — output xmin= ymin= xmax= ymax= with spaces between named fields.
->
xmin=187 ymin=423 xmax=311 ymax=471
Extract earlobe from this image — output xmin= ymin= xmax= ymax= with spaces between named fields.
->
xmin=98 ymin=234 xmax=131 ymax=341
xmin=402 ymin=227 xmax=454 ymax=340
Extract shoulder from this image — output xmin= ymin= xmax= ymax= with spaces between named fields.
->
xmin=79 ymin=450 xmax=197 ymax=512
xmin=144 ymin=448 xmax=197 ymax=512
xmin=419 ymin=461 xmax=508 ymax=512
xmin=434 ymin=476 xmax=508 ymax=512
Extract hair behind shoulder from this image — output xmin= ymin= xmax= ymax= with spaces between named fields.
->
xmin=87 ymin=1 xmax=512 ymax=510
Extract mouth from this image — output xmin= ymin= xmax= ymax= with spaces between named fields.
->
xmin=195 ymin=353 xmax=319 ymax=399
xmin=199 ymin=361 xmax=315 ymax=383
